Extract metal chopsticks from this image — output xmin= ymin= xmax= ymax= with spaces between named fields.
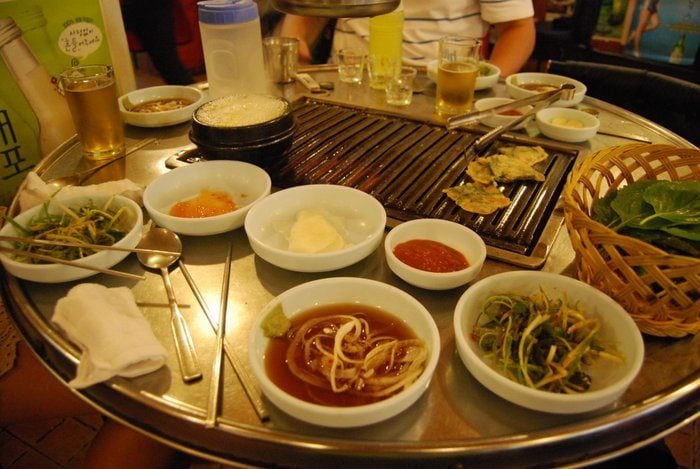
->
xmin=0 ymin=246 xmax=145 ymax=280
xmin=205 ymin=243 xmax=233 ymax=428
xmin=178 ymin=258 xmax=269 ymax=423
xmin=0 ymin=235 xmax=180 ymax=257
xmin=446 ymin=84 xmax=577 ymax=130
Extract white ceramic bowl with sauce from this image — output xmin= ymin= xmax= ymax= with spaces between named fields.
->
xmin=535 ymin=107 xmax=600 ymax=143
xmin=248 ymin=276 xmax=441 ymax=428
xmin=453 ymin=271 xmax=645 ymax=414
xmin=505 ymin=72 xmax=586 ymax=107
xmin=384 ymin=218 xmax=486 ymax=290
xmin=244 ymin=184 xmax=386 ymax=272
xmin=473 ymin=97 xmax=533 ymax=129
xmin=426 ymin=61 xmax=501 ymax=90
xmin=0 ymin=195 xmax=142 ymax=283
xmin=119 ymin=85 xmax=204 ymax=128
xmin=143 ymin=160 xmax=271 ymax=236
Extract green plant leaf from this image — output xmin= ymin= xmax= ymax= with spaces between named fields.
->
xmin=610 ymin=180 xmax=665 ymax=230
xmin=591 ymin=191 xmax=620 ymax=228
xmin=663 ymin=224 xmax=700 ymax=241
xmin=641 ymin=181 xmax=700 ymax=226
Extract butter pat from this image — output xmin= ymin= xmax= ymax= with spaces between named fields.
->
xmin=288 ymin=210 xmax=347 ymax=253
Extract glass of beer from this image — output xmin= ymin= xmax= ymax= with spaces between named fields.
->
xmin=435 ymin=36 xmax=481 ymax=117
xmin=59 ymin=65 xmax=125 ymax=160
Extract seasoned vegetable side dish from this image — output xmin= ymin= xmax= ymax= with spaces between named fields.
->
xmin=471 ymin=291 xmax=622 ymax=393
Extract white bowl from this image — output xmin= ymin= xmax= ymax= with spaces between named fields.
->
xmin=426 ymin=60 xmax=501 ymax=90
xmin=249 ymin=277 xmax=441 ymax=427
xmin=143 ymin=161 xmax=271 ymax=236
xmin=505 ymin=72 xmax=586 ymax=107
xmin=0 ymin=195 xmax=142 ymax=283
xmin=473 ymin=97 xmax=533 ymax=129
xmin=119 ymin=85 xmax=204 ymax=128
xmin=453 ymin=271 xmax=644 ymax=414
xmin=244 ymin=184 xmax=386 ymax=272
xmin=536 ymin=107 xmax=600 ymax=143
xmin=384 ymin=218 xmax=486 ymax=290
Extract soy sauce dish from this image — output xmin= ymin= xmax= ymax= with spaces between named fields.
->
xmin=119 ymin=85 xmax=204 ymax=128
xmin=248 ymin=277 xmax=441 ymax=428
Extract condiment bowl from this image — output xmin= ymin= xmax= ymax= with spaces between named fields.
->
xmin=426 ymin=60 xmax=501 ymax=90
xmin=244 ymin=184 xmax=386 ymax=272
xmin=453 ymin=271 xmax=644 ymax=414
xmin=119 ymin=85 xmax=204 ymax=128
xmin=189 ymin=94 xmax=295 ymax=169
xmin=143 ymin=160 xmax=271 ymax=236
xmin=0 ymin=195 xmax=142 ymax=283
xmin=473 ymin=97 xmax=533 ymax=129
xmin=505 ymin=72 xmax=586 ymax=107
xmin=384 ymin=218 xmax=486 ymax=290
xmin=248 ymin=276 xmax=441 ymax=427
xmin=536 ymin=107 xmax=600 ymax=143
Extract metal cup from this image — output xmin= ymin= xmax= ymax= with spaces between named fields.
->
xmin=263 ymin=37 xmax=299 ymax=84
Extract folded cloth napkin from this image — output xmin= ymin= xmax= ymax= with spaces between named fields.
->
xmin=18 ymin=172 xmax=143 ymax=212
xmin=52 ymin=283 xmax=167 ymax=388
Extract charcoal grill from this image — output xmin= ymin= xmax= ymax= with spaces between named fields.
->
xmin=172 ymin=97 xmax=579 ymax=268
xmin=268 ymin=98 xmax=579 ymax=268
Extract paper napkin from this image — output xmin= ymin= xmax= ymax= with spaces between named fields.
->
xmin=52 ymin=283 xmax=167 ymax=388
xmin=18 ymin=172 xmax=143 ymax=212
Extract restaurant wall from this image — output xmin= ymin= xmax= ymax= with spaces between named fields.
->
xmin=592 ymin=0 xmax=699 ymax=66
xmin=0 ymin=0 xmax=133 ymax=206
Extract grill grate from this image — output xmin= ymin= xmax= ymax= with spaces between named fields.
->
xmin=266 ymin=98 xmax=578 ymax=267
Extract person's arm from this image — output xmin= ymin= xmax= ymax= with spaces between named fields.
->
xmin=277 ymin=14 xmax=330 ymax=64
xmin=489 ymin=17 xmax=536 ymax=76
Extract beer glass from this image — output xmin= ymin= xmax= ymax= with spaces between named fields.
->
xmin=435 ymin=36 xmax=481 ymax=117
xmin=59 ymin=65 xmax=125 ymax=160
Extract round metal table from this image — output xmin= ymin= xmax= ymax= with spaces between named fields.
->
xmin=2 ymin=66 xmax=698 ymax=468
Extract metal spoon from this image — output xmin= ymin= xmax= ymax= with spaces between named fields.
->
xmin=137 ymin=227 xmax=202 ymax=382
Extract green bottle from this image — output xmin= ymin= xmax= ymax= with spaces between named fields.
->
xmin=669 ymin=33 xmax=685 ymax=64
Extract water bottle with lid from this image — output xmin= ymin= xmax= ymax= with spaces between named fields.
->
xmin=198 ymin=0 xmax=266 ymax=99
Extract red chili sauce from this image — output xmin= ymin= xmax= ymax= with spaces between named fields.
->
xmin=393 ymin=239 xmax=469 ymax=273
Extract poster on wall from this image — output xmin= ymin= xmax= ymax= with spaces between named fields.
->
xmin=0 ymin=0 xmax=133 ymax=206
xmin=592 ymin=0 xmax=699 ymax=65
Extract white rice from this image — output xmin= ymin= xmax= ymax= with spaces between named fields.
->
xmin=196 ymin=94 xmax=286 ymax=127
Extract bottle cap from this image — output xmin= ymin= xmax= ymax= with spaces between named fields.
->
xmin=198 ymin=0 xmax=259 ymax=25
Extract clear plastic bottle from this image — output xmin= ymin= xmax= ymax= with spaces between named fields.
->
xmin=369 ymin=1 xmax=404 ymax=62
xmin=198 ymin=0 xmax=266 ymax=99
xmin=0 ymin=17 xmax=74 ymax=157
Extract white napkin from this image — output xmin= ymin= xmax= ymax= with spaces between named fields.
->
xmin=52 ymin=283 xmax=168 ymax=388
xmin=18 ymin=172 xmax=144 ymax=212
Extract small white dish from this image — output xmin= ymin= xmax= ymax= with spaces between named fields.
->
xmin=426 ymin=60 xmax=501 ymax=90
xmin=244 ymin=184 xmax=386 ymax=272
xmin=536 ymin=107 xmax=600 ymax=143
xmin=119 ymin=85 xmax=204 ymax=128
xmin=384 ymin=218 xmax=486 ymax=290
xmin=248 ymin=277 xmax=441 ymax=428
xmin=0 ymin=195 xmax=142 ymax=283
xmin=453 ymin=271 xmax=644 ymax=414
xmin=505 ymin=72 xmax=586 ymax=107
xmin=473 ymin=97 xmax=533 ymax=129
xmin=143 ymin=160 xmax=271 ymax=236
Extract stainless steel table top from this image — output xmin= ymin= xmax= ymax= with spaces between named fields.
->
xmin=2 ymin=66 xmax=698 ymax=468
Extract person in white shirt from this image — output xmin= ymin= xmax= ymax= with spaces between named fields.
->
xmin=278 ymin=0 xmax=535 ymax=76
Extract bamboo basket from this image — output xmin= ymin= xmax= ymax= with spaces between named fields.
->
xmin=563 ymin=144 xmax=700 ymax=337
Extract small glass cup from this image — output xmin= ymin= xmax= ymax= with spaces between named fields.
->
xmin=367 ymin=54 xmax=400 ymax=91
xmin=263 ymin=36 xmax=299 ymax=84
xmin=386 ymin=66 xmax=417 ymax=106
xmin=435 ymin=36 xmax=481 ymax=117
xmin=337 ymin=48 xmax=365 ymax=84
xmin=59 ymin=64 xmax=125 ymax=160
